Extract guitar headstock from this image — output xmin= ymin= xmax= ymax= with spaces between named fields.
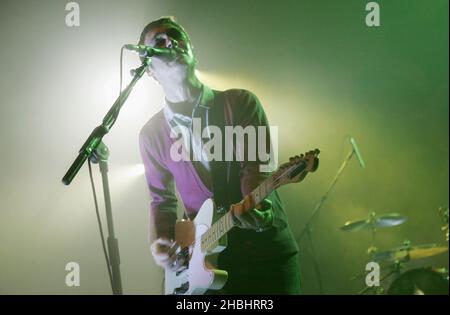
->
xmin=272 ymin=149 xmax=320 ymax=189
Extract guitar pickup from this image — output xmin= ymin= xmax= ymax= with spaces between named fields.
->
xmin=174 ymin=282 xmax=189 ymax=294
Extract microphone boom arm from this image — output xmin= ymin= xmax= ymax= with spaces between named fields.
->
xmin=62 ymin=58 xmax=151 ymax=185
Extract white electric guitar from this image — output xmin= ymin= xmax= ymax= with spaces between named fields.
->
xmin=164 ymin=149 xmax=320 ymax=295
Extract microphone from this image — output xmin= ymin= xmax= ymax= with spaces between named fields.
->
xmin=124 ymin=44 xmax=177 ymax=60
xmin=349 ymin=137 xmax=365 ymax=168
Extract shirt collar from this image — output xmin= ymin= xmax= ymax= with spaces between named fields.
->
xmin=163 ymin=84 xmax=214 ymax=123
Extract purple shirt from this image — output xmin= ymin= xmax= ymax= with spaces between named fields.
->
xmin=139 ymin=86 xmax=216 ymax=239
xmin=139 ymin=85 xmax=273 ymax=240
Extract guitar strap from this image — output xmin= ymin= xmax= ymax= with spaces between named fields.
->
xmin=206 ymin=90 xmax=231 ymax=214
xmin=193 ymin=89 xmax=241 ymax=215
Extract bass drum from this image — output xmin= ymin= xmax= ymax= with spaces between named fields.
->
xmin=387 ymin=268 xmax=449 ymax=295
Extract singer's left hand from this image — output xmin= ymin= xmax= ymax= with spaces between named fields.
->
xmin=230 ymin=196 xmax=273 ymax=232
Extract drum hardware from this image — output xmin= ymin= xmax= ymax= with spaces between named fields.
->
xmin=358 ymin=260 xmax=406 ymax=295
xmin=373 ymin=242 xmax=448 ymax=263
xmin=438 ymin=206 xmax=449 ymax=242
xmin=433 ymin=267 xmax=449 ymax=281
xmin=340 ymin=207 xmax=449 ymax=295
xmin=341 ymin=211 xmax=408 ymax=294
xmin=340 ymin=212 xmax=407 ymax=232
xmin=343 ymin=208 xmax=449 ymax=294
xmin=387 ymin=267 xmax=449 ymax=295
xmin=340 ymin=211 xmax=407 ymax=256
xmin=357 ymin=241 xmax=449 ymax=295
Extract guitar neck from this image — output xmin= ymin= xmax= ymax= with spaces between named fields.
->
xmin=200 ymin=176 xmax=275 ymax=253
xmin=200 ymin=158 xmax=311 ymax=252
xmin=248 ymin=176 xmax=275 ymax=206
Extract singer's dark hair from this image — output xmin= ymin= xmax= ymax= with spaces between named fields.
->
xmin=138 ymin=16 xmax=191 ymax=46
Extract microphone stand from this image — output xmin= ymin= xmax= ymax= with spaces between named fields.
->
xmin=296 ymin=145 xmax=360 ymax=294
xmin=89 ymin=141 xmax=123 ymax=295
xmin=61 ymin=57 xmax=151 ymax=295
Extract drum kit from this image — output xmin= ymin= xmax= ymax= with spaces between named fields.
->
xmin=340 ymin=207 xmax=449 ymax=295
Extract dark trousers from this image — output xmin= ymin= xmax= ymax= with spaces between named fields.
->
xmin=208 ymin=253 xmax=301 ymax=295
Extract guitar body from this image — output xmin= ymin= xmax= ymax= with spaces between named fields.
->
xmin=164 ymin=198 xmax=228 ymax=295
xmin=163 ymin=149 xmax=320 ymax=295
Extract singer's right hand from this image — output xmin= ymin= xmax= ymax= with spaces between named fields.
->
xmin=150 ymin=238 xmax=184 ymax=271
xmin=150 ymin=237 xmax=176 ymax=269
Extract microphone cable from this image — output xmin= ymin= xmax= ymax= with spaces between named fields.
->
xmin=86 ymin=46 xmax=126 ymax=293
xmin=88 ymin=159 xmax=114 ymax=293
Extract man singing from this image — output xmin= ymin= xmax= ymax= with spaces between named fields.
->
xmin=138 ymin=16 xmax=301 ymax=294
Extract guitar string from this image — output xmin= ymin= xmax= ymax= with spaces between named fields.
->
xmin=167 ymin=161 xmax=309 ymax=265
xmin=166 ymin=160 xmax=311 ymax=265
xmin=167 ymin=166 xmax=314 ymax=269
xmin=169 ymin=151 xmax=318 ymax=266
xmin=166 ymin=161 xmax=305 ymax=264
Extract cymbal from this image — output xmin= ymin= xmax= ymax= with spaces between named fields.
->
xmin=374 ymin=244 xmax=448 ymax=262
xmin=340 ymin=213 xmax=407 ymax=232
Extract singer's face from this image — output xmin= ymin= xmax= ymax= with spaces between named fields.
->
xmin=142 ymin=25 xmax=196 ymax=82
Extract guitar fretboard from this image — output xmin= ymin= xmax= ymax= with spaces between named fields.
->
xmin=200 ymin=211 xmax=234 ymax=252
xmin=249 ymin=178 xmax=275 ymax=206
xmin=200 ymin=160 xmax=308 ymax=253
xmin=200 ymin=177 xmax=275 ymax=253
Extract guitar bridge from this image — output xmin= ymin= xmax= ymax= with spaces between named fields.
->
xmin=175 ymin=266 xmax=188 ymax=276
